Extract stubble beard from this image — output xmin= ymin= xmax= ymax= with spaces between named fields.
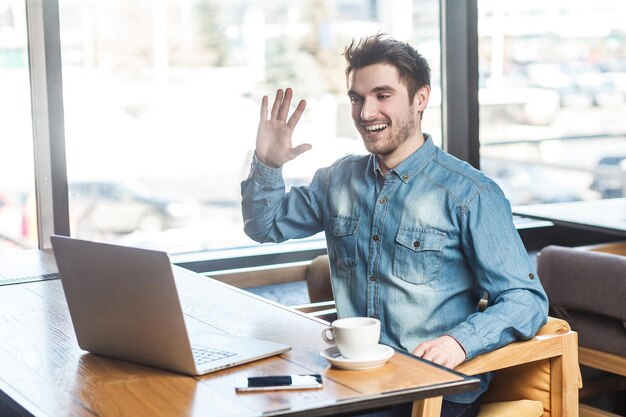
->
xmin=363 ymin=107 xmax=417 ymax=156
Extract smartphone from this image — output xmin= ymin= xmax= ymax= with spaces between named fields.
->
xmin=234 ymin=374 xmax=323 ymax=392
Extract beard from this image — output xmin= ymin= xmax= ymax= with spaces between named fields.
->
xmin=361 ymin=107 xmax=417 ymax=156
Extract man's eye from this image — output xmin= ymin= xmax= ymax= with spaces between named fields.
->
xmin=349 ymin=97 xmax=361 ymax=104
xmin=378 ymin=94 xmax=391 ymax=100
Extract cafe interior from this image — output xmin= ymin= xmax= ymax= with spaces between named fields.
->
xmin=0 ymin=0 xmax=625 ymax=416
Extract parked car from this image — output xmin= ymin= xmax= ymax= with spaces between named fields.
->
xmin=589 ymin=156 xmax=626 ymax=198
xmin=69 ymin=181 xmax=198 ymax=237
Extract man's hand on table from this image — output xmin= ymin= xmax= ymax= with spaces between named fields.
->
xmin=413 ymin=335 xmax=466 ymax=369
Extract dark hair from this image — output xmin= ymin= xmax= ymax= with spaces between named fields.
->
xmin=344 ymin=33 xmax=431 ymax=105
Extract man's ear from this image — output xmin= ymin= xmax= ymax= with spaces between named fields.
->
xmin=414 ymin=85 xmax=430 ymax=111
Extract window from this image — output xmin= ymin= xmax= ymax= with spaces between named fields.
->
xmin=58 ymin=0 xmax=441 ymax=255
xmin=0 ymin=0 xmax=37 ymax=252
xmin=26 ymin=1 xmax=619 ymax=265
xmin=478 ymin=0 xmax=626 ymax=206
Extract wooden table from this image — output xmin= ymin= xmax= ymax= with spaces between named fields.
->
xmin=513 ymin=198 xmax=626 ymax=237
xmin=0 ymin=250 xmax=479 ymax=417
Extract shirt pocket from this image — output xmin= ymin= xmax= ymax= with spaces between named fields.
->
xmin=393 ymin=227 xmax=445 ymax=284
xmin=330 ymin=215 xmax=359 ymax=270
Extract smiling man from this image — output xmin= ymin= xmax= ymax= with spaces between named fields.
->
xmin=241 ymin=34 xmax=548 ymax=417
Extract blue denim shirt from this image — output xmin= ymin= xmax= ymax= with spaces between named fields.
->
xmin=241 ymin=136 xmax=548 ymax=402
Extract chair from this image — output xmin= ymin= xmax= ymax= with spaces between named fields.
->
xmin=304 ymin=253 xmax=333 ymax=303
xmin=586 ymin=241 xmax=626 ymax=257
xmin=291 ymin=254 xmax=337 ymax=322
xmin=297 ymin=255 xmax=581 ymax=417
xmin=537 ymin=244 xmax=626 ymax=417
xmin=443 ymin=317 xmax=580 ymax=417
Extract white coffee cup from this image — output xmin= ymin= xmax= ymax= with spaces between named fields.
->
xmin=321 ymin=317 xmax=381 ymax=359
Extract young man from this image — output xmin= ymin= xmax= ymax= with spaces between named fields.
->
xmin=241 ymin=34 xmax=548 ymax=417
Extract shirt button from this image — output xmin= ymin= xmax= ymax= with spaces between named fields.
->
xmin=372 ymin=235 xmax=379 ymax=241
xmin=402 ymin=174 xmax=409 ymax=181
xmin=369 ymin=276 xmax=377 ymax=282
xmin=413 ymin=241 xmax=421 ymax=248
xmin=379 ymin=197 xmax=387 ymax=204
xmin=528 ymin=273 xmax=535 ymax=279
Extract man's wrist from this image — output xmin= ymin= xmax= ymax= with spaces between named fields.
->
xmin=249 ymin=153 xmax=283 ymax=185
xmin=444 ymin=334 xmax=467 ymax=359
xmin=254 ymin=152 xmax=281 ymax=169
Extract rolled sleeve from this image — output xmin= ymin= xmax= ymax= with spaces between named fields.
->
xmin=246 ymin=154 xmax=284 ymax=184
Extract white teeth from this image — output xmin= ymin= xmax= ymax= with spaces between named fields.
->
xmin=365 ymin=124 xmax=388 ymax=131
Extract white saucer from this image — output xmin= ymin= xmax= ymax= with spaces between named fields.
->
xmin=320 ymin=344 xmax=395 ymax=370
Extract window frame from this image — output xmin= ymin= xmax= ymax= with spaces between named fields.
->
xmin=26 ymin=0 xmax=70 ymax=248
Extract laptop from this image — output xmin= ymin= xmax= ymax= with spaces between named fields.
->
xmin=50 ymin=235 xmax=291 ymax=376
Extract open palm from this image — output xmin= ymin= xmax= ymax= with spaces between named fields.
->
xmin=255 ymin=88 xmax=311 ymax=168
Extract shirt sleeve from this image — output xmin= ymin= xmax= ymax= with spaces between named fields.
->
xmin=240 ymin=154 xmax=326 ymax=243
xmin=446 ymin=184 xmax=549 ymax=360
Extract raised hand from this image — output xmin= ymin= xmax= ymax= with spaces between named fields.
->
xmin=255 ymin=88 xmax=312 ymax=168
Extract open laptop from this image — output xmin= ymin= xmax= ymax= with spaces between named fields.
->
xmin=50 ymin=235 xmax=291 ymax=376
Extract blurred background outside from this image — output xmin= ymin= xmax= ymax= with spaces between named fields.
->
xmin=1 ymin=0 xmax=625 ymax=254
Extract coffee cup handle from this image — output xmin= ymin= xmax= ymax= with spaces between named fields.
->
xmin=321 ymin=327 xmax=335 ymax=344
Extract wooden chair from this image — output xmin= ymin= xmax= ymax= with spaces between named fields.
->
xmin=537 ymin=243 xmax=626 ymax=417
xmin=291 ymin=254 xmax=337 ymax=322
xmin=296 ymin=255 xmax=581 ymax=417
xmin=415 ymin=317 xmax=580 ymax=417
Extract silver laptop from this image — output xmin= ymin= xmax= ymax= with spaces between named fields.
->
xmin=50 ymin=235 xmax=290 ymax=376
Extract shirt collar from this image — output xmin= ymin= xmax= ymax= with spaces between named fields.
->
xmin=369 ymin=134 xmax=436 ymax=183
xmin=371 ymin=156 xmax=384 ymax=179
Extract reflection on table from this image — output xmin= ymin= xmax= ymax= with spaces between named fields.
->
xmin=513 ymin=198 xmax=626 ymax=237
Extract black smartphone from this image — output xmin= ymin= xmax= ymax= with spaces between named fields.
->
xmin=234 ymin=374 xmax=323 ymax=392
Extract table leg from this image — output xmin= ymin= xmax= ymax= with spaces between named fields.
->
xmin=411 ymin=396 xmax=443 ymax=417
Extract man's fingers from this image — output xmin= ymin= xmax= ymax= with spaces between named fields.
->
xmin=270 ymin=89 xmax=284 ymax=120
xmin=277 ymin=88 xmax=293 ymax=121
xmin=290 ymin=143 xmax=312 ymax=159
xmin=413 ymin=342 xmax=428 ymax=358
xmin=421 ymin=348 xmax=446 ymax=366
xmin=413 ymin=336 xmax=465 ymax=369
xmin=266 ymin=88 xmax=303 ymax=126
xmin=420 ymin=347 xmax=435 ymax=362
xmin=259 ymin=95 xmax=269 ymax=121
xmin=287 ymin=99 xmax=306 ymax=129
xmin=415 ymin=343 xmax=446 ymax=365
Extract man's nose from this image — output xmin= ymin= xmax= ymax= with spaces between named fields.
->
xmin=360 ymin=98 xmax=378 ymax=121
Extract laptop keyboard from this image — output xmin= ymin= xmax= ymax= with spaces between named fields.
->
xmin=192 ymin=346 xmax=237 ymax=365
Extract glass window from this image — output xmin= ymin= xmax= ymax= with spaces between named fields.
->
xmin=478 ymin=0 xmax=626 ymax=206
xmin=59 ymin=0 xmax=441 ymax=255
xmin=0 ymin=0 xmax=37 ymax=252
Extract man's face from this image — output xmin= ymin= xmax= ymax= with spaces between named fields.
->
xmin=347 ymin=63 xmax=427 ymax=157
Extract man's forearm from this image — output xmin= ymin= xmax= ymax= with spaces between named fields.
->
xmin=241 ymin=155 xmax=287 ymax=243
xmin=446 ymin=288 xmax=548 ymax=360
